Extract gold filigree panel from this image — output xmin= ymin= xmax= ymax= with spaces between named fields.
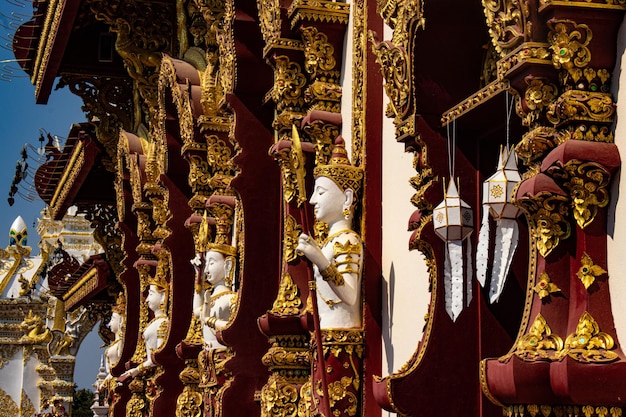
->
xmin=482 ymin=0 xmax=532 ymax=56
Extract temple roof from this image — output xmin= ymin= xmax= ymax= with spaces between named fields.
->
xmin=12 ymin=0 xmax=126 ymax=104
xmin=34 ymin=123 xmax=115 ymax=220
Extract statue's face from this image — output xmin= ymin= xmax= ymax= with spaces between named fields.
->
xmin=146 ymin=285 xmax=165 ymax=313
xmin=109 ymin=312 xmax=122 ymax=334
xmin=310 ymin=176 xmax=346 ymax=225
xmin=204 ymin=250 xmax=227 ymax=286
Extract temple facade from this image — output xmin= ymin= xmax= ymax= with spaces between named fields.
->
xmin=4 ymin=0 xmax=626 ymax=416
xmin=0 ymin=211 xmax=104 ymax=415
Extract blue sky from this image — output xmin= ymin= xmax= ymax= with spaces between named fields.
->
xmin=1 ymin=0 xmax=105 ymax=391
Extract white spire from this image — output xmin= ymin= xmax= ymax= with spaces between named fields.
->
xmin=9 ymin=216 xmax=28 ymax=246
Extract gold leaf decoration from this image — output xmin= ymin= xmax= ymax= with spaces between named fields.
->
xmin=576 ymin=253 xmax=606 ymax=289
xmin=533 ymin=272 xmax=561 ymax=299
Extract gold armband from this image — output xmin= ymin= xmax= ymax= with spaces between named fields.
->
xmin=205 ymin=316 xmax=218 ymax=329
xmin=319 ymin=263 xmax=344 ymax=286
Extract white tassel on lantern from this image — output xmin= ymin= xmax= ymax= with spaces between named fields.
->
xmin=433 ymin=178 xmax=474 ymax=321
xmin=475 ymin=146 xmax=521 ymax=303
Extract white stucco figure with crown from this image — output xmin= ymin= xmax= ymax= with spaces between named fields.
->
xmin=296 ymin=136 xmax=365 ymax=417
xmin=120 ymin=282 xmax=168 ymax=381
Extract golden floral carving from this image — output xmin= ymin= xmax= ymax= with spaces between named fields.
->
xmin=369 ymin=34 xmax=410 ymax=123
xmin=533 ymin=272 xmax=561 ymax=299
xmin=21 ymin=389 xmax=35 ymax=417
xmin=548 ymin=20 xmax=592 ymax=81
xmin=0 ymin=387 xmax=19 ymax=416
xmin=175 ymin=383 xmax=203 ymax=417
xmin=515 ymin=126 xmax=562 ymax=169
xmin=482 ymin=0 xmax=531 ymax=55
xmin=315 ymin=377 xmax=358 ymax=416
xmin=547 ymin=161 xmax=611 ymax=229
xmin=512 ymin=313 xmax=563 ymax=362
xmin=260 ymin=334 xmax=310 ymax=417
xmin=284 ymin=216 xmax=303 ymax=264
xmin=261 ymin=374 xmax=302 ymax=417
xmin=301 ymin=26 xmax=338 ymax=81
xmin=270 ymin=272 xmax=303 ymax=316
xmin=517 ymin=193 xmax=571 ymax=258
xmin=257 ymin=0 xmax=282 ymax=45
xmin=272 ymin=56 xmax=307 ymax=111
xmin=566 ymin=124 xmax=614 ymax=143
xmin=547 ymin=90 xmax=616 ymax=127
xmin=560 ymin=311 xmax=618 ymax=363
xmin=576 ymin=253 xmax=607 ymax=289
xmin=523 ymin=77 xmax=558 ymax=127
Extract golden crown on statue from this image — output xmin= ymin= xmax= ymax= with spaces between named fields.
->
xmin=314 ymin=136 xmax=364 ymax=199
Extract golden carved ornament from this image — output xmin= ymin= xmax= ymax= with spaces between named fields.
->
xmin=541 ymin=0 xmax=626 ymax=7
xmin=216 ymin=0 xmax=237 ymax=98
xmin=0 ymin=388 xmax=19 ymax=416
xmin=301 ymin=26 xmax=338 ymax=80
xmin=315 ymin=376 xmax=358 ymax=416
xmin=86 ymin=0 xmax=174 ymax=116
xmin=533 ymin=271 xmax=561 ymax=299
xmin=548 ymin=20 xmax=592 ymax=79
xmin=187 ymin=153 xmax=212 ymax=192
xmin=369 ymin=33 xmax=410 ymax=123
xmin=566 ymin=124 xmax=614 ymax=143
xmin=496 ymin=43 xmax=551 ymax=81
xmin=503 ymin=405 xmax=626 ymax=417
xmin=257 ymin=0 xmax=282 ymax=45
xmin=515 ymin=126 xmax=562 ymax=169
xmin=304 ymin=82 xmax=343 ymax=113
xmin=158 ymin=56 xmax=194 ymax=143
xmin=560 ymin=311 xmax=618 ymax=363
xmin=289 ymin=0 xmax=350 ymax=27
xmin=302 ymin=119 xmax=339 ymax=166
xmin=284 ymin=215 xmax=303 ymax=264
xmin=549 ymin=161 xmax=610 ymax=229
xmin=21 ymin=389 xmax=35 ymax=417
xmin=441 ymin=80 xmax=510 ymax=127
xmin=260 ymin=374 xmax=301 ymax=417
xmin=206 ymin=134 xmax=235 ymax=176
xmin=511 ymin=313 xmax=563 ymax=362
xmin=523 ymin=77 xmax=558 ymax=127
xmin=270 ymin=272 xmax=303 ymax=316
xmin=576 ymin=253 xmax=607 ymax=290
xmin=262 ymin=343 xmax=311 ymax=370
xmin=59 ymin=75 xmax=133 ymax=168
xmin=547 ymin=90 xmax=615 ymax=127
xmin=272 ymin=56 xmax=307 ymax=111
xmin=482 ymin=0 xmax=531 ymax=56
xmin=176 ymin=383 xmax=203 ymax=417
xmin=517 ymin=193 xmax=571 ymax=258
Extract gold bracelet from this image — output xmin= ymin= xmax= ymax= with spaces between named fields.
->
xmin=319 ymin=263 xmax=344 ymax=286
xmin=205 ymin=316 xmax=218 ymax=329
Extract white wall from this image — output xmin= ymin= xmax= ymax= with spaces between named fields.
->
xmin=607 ymin=14 xmax=626 ymax=346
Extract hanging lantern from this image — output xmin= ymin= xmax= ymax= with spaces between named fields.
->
xmin=476 ymin=146 xmax=522 ymax=303
xmin=433 ymin=177 xmax=474 ymax=322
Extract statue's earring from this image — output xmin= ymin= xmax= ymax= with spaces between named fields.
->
xmin=343 ymin=207 xmax=351 ymax=220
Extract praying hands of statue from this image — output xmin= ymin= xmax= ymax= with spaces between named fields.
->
xmin=118 ymin=356 xmax=153 ymax=382
xmin=296 ymin=233 xmax=330 ymax=272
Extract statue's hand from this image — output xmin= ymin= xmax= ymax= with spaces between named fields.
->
xmin=296 ymin=234 xmax=329 ymax=270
